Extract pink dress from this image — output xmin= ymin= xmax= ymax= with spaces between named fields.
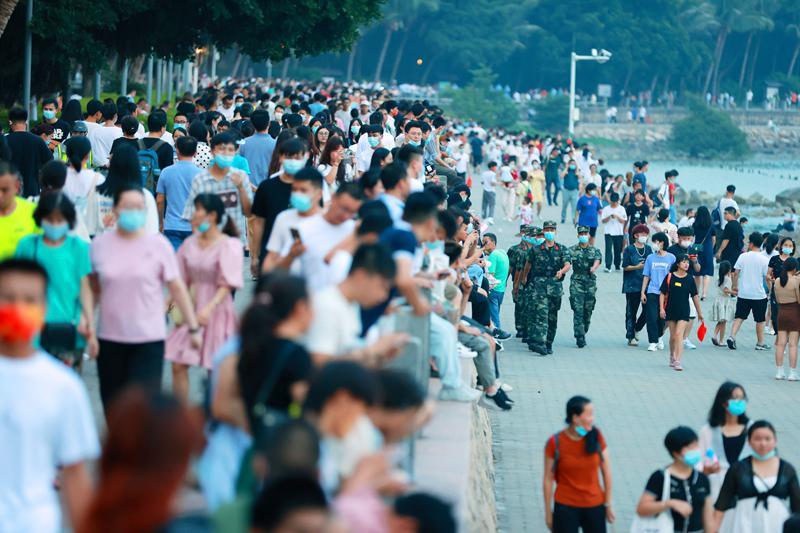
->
xmin=166 ymin=235 xmax=243 ymax=369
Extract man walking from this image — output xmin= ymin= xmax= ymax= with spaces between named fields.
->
xmin=600 ymin=192 xmax=627 ymax=271
xmin=622 ymin=224 xmax=652 ymax=345
xmin=544 ymin=147 xmax=562 ymax=206
xmin=481 ymin=161 xmax=498 ymax=223
xmin=727 ymin=232 xmax=770 ymax=352
xmin=575 ymin=183 xmax=602 ymax=245
xmin=569 ymin=226 xmax=601 ymax=348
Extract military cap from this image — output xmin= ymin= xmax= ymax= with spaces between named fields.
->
xmin=543 ymin=220 xmax=557 ymax=229
xmin=577 ymin=226 xmax=590 ymax=233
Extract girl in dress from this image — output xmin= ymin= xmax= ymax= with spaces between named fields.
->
xmin=773 ymin=257 xmax=800 ymax=381
xmin=166 ymin=193 xmax=243 ymax=403
xmin=711 ymin=261 xmax=736 ymax=346
xmin=660 ymin=254 xmax=704 ymax=371
xmin=713 ymin=420 xmax=800 ymax=533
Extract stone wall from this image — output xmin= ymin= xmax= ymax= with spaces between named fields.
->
xmin=467 ymin=405 xmax=498 ymax=533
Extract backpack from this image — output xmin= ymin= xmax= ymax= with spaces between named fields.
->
xmin=137 ymin=138 xmax=164 ymax=193
xmin=711 ymin=199 xmax=722 ymax=231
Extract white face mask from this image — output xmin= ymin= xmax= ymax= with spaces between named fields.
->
xmin=637 ymin=236 xmax=648 ymax=244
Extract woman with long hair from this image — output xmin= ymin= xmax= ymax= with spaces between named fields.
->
xmin=267 ymin=129 xmax=297 ymax=176
xmin=369 ymin=147 xmax=392 ymax=171
xmin=189 ymin=121 xmax=212 ymax=169
xmin=773 ymin=256 xmax=800 ymax=380
xmin=64 ymin=136 xmax=105 ymax=224
xmin=317 ymin=136 xmax=347 ymax=205
xmin=78 ymin=388 xmax=205 ymax=533
xmin=166 ymin=193 xmax=243 ymax=402
xmin=543 ymin=395 xmax=615 ymax=532
xmin=767 ymin=237 xmax=795 ymax=337
xmin=692 ymin=206 xmax=716 ymax=299
xmin=660 ymin=254 xmax=703 ymax=371
xmin=347 ymin=118 xmax=364 ymax=147
xmin=61 ymin=99 xmax=83 ymax=127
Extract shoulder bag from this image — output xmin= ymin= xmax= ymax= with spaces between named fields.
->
xmin=629 ymin=467 xmax=674 ymax=533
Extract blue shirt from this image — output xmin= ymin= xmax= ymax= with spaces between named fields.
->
xmin=576 ymin=194 xmax=603 ymax=227
xmin=239 ymin=133 xmax=276 ymax=186
xmin=643 ymin=252 xmax=676 ymax=294
xmin=309 ymin=102 xmax=325 ymax=116
xmin=156 ymin=160 xmax=202 ymax=231
xmin=379 ymin=193 xmax=406 ymax=227
xmin=633 ymin=172 xmax=647 ymax=191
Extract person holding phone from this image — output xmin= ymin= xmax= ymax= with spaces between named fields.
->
xmin=666 ymin=226 xmax=703 ymax=351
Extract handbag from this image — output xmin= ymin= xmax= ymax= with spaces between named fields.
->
xmin=34 ymin=237 xmax=80 ymax=355
xmin=629 ymin=467 xmax=674 ymax=533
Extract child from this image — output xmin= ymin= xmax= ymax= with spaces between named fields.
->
xmin=710 ymin=261 xmax=736 ymax=346
xmin=516 ymin=196 xmax=534 ymax=225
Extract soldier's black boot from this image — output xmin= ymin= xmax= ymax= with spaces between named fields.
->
xmin=545 ymin=342 xmax=553 ymax=354
xmin=515 ymin=330 xmax=523 ymax=338
xmin=576 ymin=337 xmax=586 ymax=348
xmin=528 ymin=343 xmax=547 ymax=356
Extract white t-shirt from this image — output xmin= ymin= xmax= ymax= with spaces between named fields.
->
xmin=284 ymin=214 xmax=355 ymax=293
xmin=601 ymin=204 xmax=627 ymax=236
xmin=718 ymin=197 xmax=739 ymax=229
xmin=304 ymin=285 xmax=362 ymax=357
xmin=88 ymin=125 xmax=123 ymax=167
xmin=63 ymin=167 xmax=106 ymax=202
xmin=734 ymin=251 xmax=769 ymax=300
xmin=0 ymin=353 xmax=99 ymax=532
xmin=658 ymin=182 xmax=672 ymax=209
xmin=481 ymin=170 xmax=497 ymax=192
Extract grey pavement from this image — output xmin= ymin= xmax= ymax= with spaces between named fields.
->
xmin=483 ymin=196 xmax=800 ymax=532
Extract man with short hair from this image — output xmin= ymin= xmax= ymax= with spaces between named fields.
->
xmin=139 ymin=111 xmax=174 ymax=171
xmin=378 ymin=162 xmax=411 ymax=227
xmin=481 ymin=161 xmax=498 ymax=223
xmin=88 ymin=102 xmax=122 ymax=168
xmin=482 ymin=232 xmax=510 ymax=339
xmin=0 ymin=258 xmax=99 ymax=531
xmin=5 ymin=108 xmax=53 ymax=198
xmin=239 ymin=109 xmax=276 ymax=187
xmin=156 ymin=136 xmax=201 ymax=249
xmin=727 ymin=232 xmax=770 ymax=352
xmin=718 ymin=184 xmax=739 ymax=230
xmin=0 ymin=163 xmax=38 ymax=259
xmin=82 ymin=99 xmax=103 ymax=133
xmin=575 ymin=183 xmax=603 ymax=245
xmin=395 ymin=144 xmax=425 ymax=192
xmin=600 ymin=191 xmax=627 ymax=270
xmin=716 ymin=206 xmax=743 ymax=266
xmin=41 ymin=97 xmax=71 ymax=144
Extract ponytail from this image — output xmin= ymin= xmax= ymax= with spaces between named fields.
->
xmin=65 ymin=136 xmax=91 ymax=172
xmin=717 ymin=260 xmax=731 ymax=287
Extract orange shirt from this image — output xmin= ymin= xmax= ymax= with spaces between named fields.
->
xmin=545 ymin=429 xmax=607 ymax=507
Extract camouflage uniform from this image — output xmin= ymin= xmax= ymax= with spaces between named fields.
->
xmin=569 ymin=226 xmax=602 ymax=347
xmin=507 ymin=233 xmax=527 ymax=335
xmin=515 ymin=226 xmax=538 ymax=340
xmin=526 ymin=222 xmax=570 ymax=355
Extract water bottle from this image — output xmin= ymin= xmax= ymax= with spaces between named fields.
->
xmin=705 ymin=448 xmax=718 ymax=468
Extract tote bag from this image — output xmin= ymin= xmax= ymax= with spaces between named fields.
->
xmin=629 ymin=467 xmax=674 ymax=533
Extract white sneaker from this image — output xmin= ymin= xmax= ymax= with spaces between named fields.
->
xmin=438 ymin=385 xmax=480 ymax=402
xmin=788 ymin=369 xmax=799 ymax=382
xmin=500 ymin=382 xmax=514 ymax=392
xmin=767 ymin=327 xmax=776 ymax=335
xmin=627 ymin=338 xmax=639 ymax=346
xmin=486 ymin=217 xmax=494 ymax=225
xmin=457 ymin=342 xmax=477 ymax=358
xmin=683 ymin=339 xmax=697 ymax=350
xmin=776 ymin=367 xmax=787 ymax=380
xmin=657 ymin=339 xmax=665 ymax=350
xmin=647 ymin=343 xmax=658 ymax=352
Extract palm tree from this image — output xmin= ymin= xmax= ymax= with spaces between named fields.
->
xmin=0 ymin=0 xmax=19 ymax=39
xmin=787 ymin=23 xmax=800 ymax=77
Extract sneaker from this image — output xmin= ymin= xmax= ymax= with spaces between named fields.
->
xmin=438 ymin=385 xmax=480 ymax=402
xmin=767 ymin=327 xmax=776 ymax=335
xmin=788 ymin=369 xmax=799 ymax=382
xmin=711 ymin=337 xmax=721 ymax=347
xmin=481 ymin=391 xmax=513 ymax=411
xmin=486 ymin=217 xmax=494 ymax=225
xmin=669 ymin=356 xmax=676 ymax=367
xmin=634 ymin=332 xmax=640 ymax=341
xmin=492 ymin=328 xmax=512 ymax=340
xmin=495 ymin=340 xmax=504 ymax=352
xmin=457 ymin=343 xmax=477 ymax=358
xmin=683 ymin=339 xmax=697 ymax=350
xmin=494 ymin=388 xmax=515 ymax=404
xmin=657 ymin=339 xmax=665 ymax=350
xmin=647 ymin=343 xmax=658 ymax=352
xmin=500 ymin=382 xmax=514 ymax=392
xmin=726 ymin=337 xmax=737 ymax=350
xmin=627 ymin=338 xmax=639 ymax=346
xmin=604 ymin=267 xmax=611 ymax=273
xmin=776 ymin=367 xmax=787 ymax=380
xmin=755 ymin=343 xmax=771 ymax=351
xmin=673 ymin=361 xmax=684 ymax=371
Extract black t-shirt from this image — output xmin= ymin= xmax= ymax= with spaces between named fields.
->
xmin=645 ymin=469 xmax=710 ymax=532
xmin=49 ymin=119 xmax=71 ymax=143
xmin=110 ymin=136 xmax=140 ymax=155
xmin=723 ymin=431 xmax=747 ymax=465
xmin=238 ymin=338 xmax=313 ymax=427
xmin=626 ymin=203 xmax=650 ymax=235
xmin=252 ymin=176 xmax=292 ymax=256
xmin=6 ymin=131 xmax=53 ymax=197
xmin=660 ymin=272 xmax=698 ymax=320
xmin=721 ymin=220 xmax=743 ymax=266
xmin=769 ymin=255 xmax=787 ymax=286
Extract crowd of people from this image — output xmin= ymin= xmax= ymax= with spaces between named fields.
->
xmin=1 ymin=76 xmax=800 ymax=533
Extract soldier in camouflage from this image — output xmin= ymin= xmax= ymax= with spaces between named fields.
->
xmin=525 ymin=221 xmax=571 ymax=355
xmin=508 ymin=225 xmax=529 ymax=337
xmin=568 ymin=226 xmax=602 ymax=348
xmin=514 ymin=225 xmax=541 ymax=341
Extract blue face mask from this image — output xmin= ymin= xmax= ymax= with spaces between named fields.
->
xmin=466 ymin=223 xmax=474 ymax=235
xmin=534 ymin=237 xmax=545 ymax=246
xmin=368 ymin=137 xmax=380 ymax=148
xmin=544 ymin=231 xmax=555 ymax=241
xmin=408 ymin=140 xmax=421 ymax=147
xmin=283 ymin=159 xmax=305 ymax=176
xmin=43 ymin=109 xmax=56 ymax=120
xmin=117 ymin=209 xmax=147 ymax=233
xmin=289 ymin=192 xmax=314 ymax=213
xmin=752 ymin=450 xmax=777 ymax=461
xmin=682 ymin=449 xmax=703 ymax=467
xmin=782 ymin=247 xmax=794 ymax=255
xmin=42 ymin=221 xmax=69 ymax=241
xmin=351 ymin=125 xmax=360 ymax=134
xmin=578 ymin=235 xmax=589 ymax=244
xmin=312 ymin=125 xmax=320 ymax=134
xmin=424 ymin=240 xmax=445 ymax=253
xmin=214 ymin=154 xmax=234 ymax=168
xmin=726 ymin=399 xmax=747 ymax=416
xmin=197 ymin=221 xmax=211 ymax=233
xmin=575 ymin=426 xmax=589 ymax=437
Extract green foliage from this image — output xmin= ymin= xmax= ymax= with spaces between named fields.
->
xmin=531 ymin=96 xmax=569 ymax=133
xmin=670 ymin=97 xmax=750 ymax=159
xmin=444 ymin=67 xmax=520 ymax=128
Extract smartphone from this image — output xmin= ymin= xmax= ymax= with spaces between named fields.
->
xmin=290 ymin=228 xmax=301 ymax=242
xmin=425 ymin=164 xmax=435 ymax=176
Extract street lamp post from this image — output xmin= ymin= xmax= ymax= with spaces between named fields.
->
xmin=568 ymin=49 xmax=612 ymax=136
xmin=22 ymin=0 xmax=33 ymax=122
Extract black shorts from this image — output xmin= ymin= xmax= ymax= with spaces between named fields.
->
xmin=734 ymin=297 xmax=768 ymax=322
xmin=588 ymin=226 xmax=597 ymax=237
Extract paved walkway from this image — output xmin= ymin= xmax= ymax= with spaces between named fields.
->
xmin=484 ymin=199 xmax=800 ymax=532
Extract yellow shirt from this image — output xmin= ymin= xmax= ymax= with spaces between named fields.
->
xmin=0 ymin=197 xmax=39 ymax=259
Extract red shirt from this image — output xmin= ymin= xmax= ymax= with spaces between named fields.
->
xmin=545 ymin=429 xmax=607 ymax=507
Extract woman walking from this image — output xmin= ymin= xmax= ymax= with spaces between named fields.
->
xmin=660 ymin=254 xmax=704 ymax=371
xmin=773 ymin=257 xmax=800 ymax=381
xmin=710 ymin=261 xmax=737 ymax=346
xmin=166 ymin=194 xmax=243 ymax=403
xmin=713 ymin=420 xmax=800 ymax=532
xmin=90 ymin=184 xmax=200 ymax=413
xmin=767 ymin=238 xmax=795 ymax=337
xmin=633 ymin=426 xmax=713 ymax=533
xmin=692 ymin=206 xmax=715 ymax=299
xmin=543 ymin=396 xmax=614 ymax=532
xmin=642 ymin=232 xmax=675 ymax=352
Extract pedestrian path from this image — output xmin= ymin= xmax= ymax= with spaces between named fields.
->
xmin=486 ymin=202 xmax=800 ymax=532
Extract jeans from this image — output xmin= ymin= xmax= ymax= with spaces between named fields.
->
xmin=604 ymin=234 xmax=624 ymax=269
xmin=164 ymin=229 xmax=192 ymax=250
xmin=488 ymin=290 xmax=505 ymax=330
xmin=429 ymin=313 xmax=464 ymax=390
xmin=552 ymin=503 xmax=607 ymax=533
xmin=482 ymin=190 xmax=496 ymax=219
xmin=457 ymin=330 xmax=495 ymax=388
xmin=97 ymin=339 xmax=165 ymax=414
xmin=645 ymin=293 xmax=666 ymax=343
xmin=546 ymin=176 xmax=561 ymax=205
xmin=561 ymin=189 xmax=579 ymax=223
xmin=669 ymin=205 xmax=677 ymax=224
xmin=625 ymin=292 xmax=647 ymax=340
